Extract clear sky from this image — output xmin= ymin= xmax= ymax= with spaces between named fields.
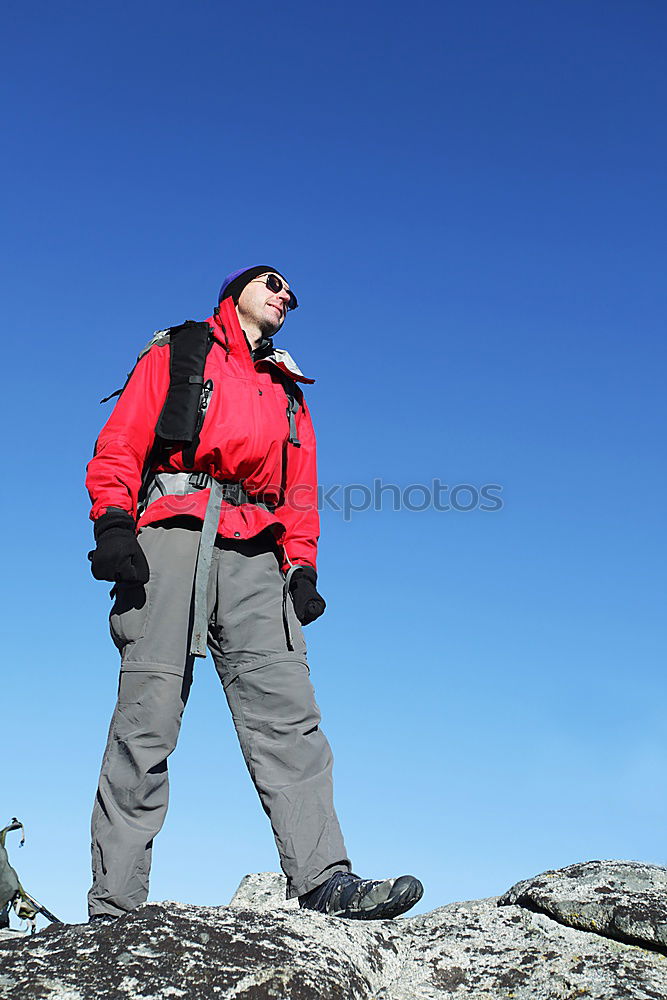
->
xmin=2 ymin=0 xmax=665 ymax=927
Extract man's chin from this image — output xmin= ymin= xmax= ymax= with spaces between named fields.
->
xmin=259 ymin=315 xmax=283 ymax=337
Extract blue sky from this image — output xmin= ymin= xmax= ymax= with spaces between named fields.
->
xmin=1 ymin=0 xmax=665 ymax=926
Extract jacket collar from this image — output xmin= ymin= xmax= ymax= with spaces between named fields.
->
xmin=210 ymin=298 xmax=315 ymax=384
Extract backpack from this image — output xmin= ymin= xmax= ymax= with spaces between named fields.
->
xmin=0 ymin=820 xmax=61 ymax=933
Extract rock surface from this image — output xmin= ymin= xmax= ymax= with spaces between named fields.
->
xmin=1 ymin=860 xmax=665 ymax=999
xmin=498 ymin=859 xmax=667 ymax=952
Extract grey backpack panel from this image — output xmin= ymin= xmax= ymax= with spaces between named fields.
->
xmin=0 ymin=840 xmax=19 ymax=911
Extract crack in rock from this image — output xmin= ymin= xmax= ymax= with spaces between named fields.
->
xmin=499 ymin=860 xmax=667 ymax=957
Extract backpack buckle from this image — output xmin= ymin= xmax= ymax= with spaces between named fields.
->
xmin=220 ymin=481 xmax=245 ymax=506
xmin=188 ymin=471 xmax=211 ymax=491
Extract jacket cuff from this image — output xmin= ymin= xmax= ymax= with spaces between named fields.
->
xmin=93 ymin=508 xmax=136 ymax=541
xmin=288 ymin=564 xmax=317 ymax=587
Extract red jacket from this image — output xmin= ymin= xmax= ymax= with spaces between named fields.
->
xmin=86 ymin=297 xmax=320 ymax=572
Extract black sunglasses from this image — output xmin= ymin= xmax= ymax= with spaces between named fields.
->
xmin=255 ymin=273 xmax=299 ymax=311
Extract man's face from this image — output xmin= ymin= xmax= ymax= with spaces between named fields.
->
xmin=236 ymin=272 xmax=293 ymax=336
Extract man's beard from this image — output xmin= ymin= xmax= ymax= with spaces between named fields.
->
xmin=258 ymin=314 xmax=280 ymax=336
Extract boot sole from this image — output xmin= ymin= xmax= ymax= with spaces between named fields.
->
xmin=332 ymin=875 xmax=424 ymax=920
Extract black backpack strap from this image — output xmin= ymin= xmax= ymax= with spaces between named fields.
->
xmin=137 ymin=322 xmax=214 ymax=500
xmin=98 ymin=322 xmax=216 ymax=513
xmin=155 ymin=321 xmax=213 ymax=442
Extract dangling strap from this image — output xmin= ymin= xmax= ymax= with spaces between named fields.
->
xmin=99 ymin=387 xmax=123 ymax=404
xmin=286 ymin=390 xmax=301 ymax=447
xmin=276 ymin=373 xmax=301 ymax=447
xmin=190 ymin=480 xmax=224 ymax=657
xmin=282 ymin=564 xmax=304 ymax=651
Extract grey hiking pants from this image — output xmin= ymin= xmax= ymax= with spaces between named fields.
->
xmin=88 ymin=522 xmax=350 ymax=918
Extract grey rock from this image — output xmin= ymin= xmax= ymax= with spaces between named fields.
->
xmin=0 ymin=899 xmax=398 ymax=1000
xmin=398 ymin=895 xmax=665 ymax=1000
xmin=228 ymin=870 xmax=299 ymax=911
xmin=0 ymin=928 xmax=28 ymax=942
xmin=499 ymin=859 xmax=667 ymax=951
xmin=1 ymin=862 xmax=666 ymax=999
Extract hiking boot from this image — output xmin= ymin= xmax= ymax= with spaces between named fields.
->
xmin=298 ymin=871 xmax=423 ymax=920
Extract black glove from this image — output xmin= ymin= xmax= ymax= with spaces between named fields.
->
xmin=88 ymin=509 xmax=150 ymax=584
xmin=289 ymin=566 xmax=326 ymax=625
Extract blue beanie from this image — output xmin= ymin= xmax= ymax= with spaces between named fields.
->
xmin=218 ymin=266 xmax=286 ymax=305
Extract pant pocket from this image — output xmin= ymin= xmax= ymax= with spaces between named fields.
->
xmin=109 ymin=583 xmax=150 ymax=650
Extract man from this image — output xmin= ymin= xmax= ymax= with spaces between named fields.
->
xmin=86 ymin=266 xmax=423 ymax=922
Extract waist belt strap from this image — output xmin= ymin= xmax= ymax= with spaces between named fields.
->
xmin=138 ymin=471 xmax=277 ymax=657
xmin=139 ymin=471 xmax=276 ymax=516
